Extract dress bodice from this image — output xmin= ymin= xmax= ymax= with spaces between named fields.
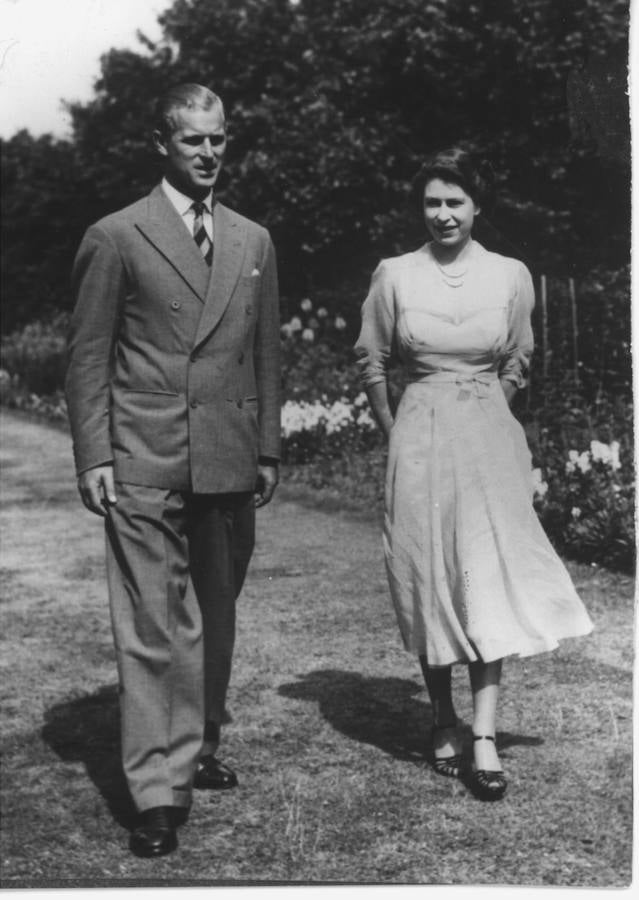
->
xmin=355 ymin=241 xmax=535 ymax=388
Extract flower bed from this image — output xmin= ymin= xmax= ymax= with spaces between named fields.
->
xmin=0 ymin=297 xmax=634 ymax=572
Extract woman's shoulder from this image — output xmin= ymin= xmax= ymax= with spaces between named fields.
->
xmin=375 ymin=246 xmax=434 ymax=275
xmin=478 ymin=244 xmax=530 ymax=277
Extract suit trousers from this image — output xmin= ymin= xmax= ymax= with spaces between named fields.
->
xmin=105 ymin=482 xmax=255 ymax=812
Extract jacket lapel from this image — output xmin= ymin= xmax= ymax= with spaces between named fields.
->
xmin=134 ymin=186 xmax=210 ymax=302
xmin=193 ymin=203 xmax=248 ymax=347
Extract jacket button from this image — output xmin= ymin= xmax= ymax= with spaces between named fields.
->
xmin=171 ymin=300 xmax=181 ymax=310
xmin=236 ymin=399 xmax=243 ymax=409
xmin=190 ymin=399 xmax=198 ymax=409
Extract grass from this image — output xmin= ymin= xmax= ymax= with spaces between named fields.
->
xmin=0 ymin=410 xmax=634 ymax=887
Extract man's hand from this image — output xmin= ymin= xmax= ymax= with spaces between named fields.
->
xmin=254 ymin=464 xmax=279 ymax=508
xmin=78 ymin=464 xmax=117 ymax=516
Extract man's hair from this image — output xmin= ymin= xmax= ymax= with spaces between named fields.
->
xmin=156 ymin=84 xmax=225 ymax=136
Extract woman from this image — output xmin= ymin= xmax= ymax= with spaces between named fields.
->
xmin=354 ymin=148 xmax=593 ymax=801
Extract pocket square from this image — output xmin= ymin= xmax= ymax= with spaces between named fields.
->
xmin=251 ymin=267 xmax=260 ymax=276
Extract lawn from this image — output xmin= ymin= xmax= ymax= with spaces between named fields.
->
xmin=0 ymin=410 xmax=633 ymax=887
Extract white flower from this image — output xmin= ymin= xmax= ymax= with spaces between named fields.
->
xmin=565 ymin=450 xmax=591 ymax=475
xmin=334 ymin=316 xmax=346 ymax=331
xmin=280 ymin=323 xmax=293 ymax=338
xmin=289 ymin=316 xmax=302 ymax=332
xmin=589 ymin=439 xmax=622 ymax=470
xmin=317 ymin=307 xmax=328 ymax=319
xmin=356 ymin=408 xmax=376 ymax=429
xmin=301 ymin=328 xmax=315 ymax=343
xmin=300 ymin=298 xmax=313 ymax=313
xmin=571 ymin=507 xmax=581 ymax=519
xmin=531 ymin=468 xmax=548 ymax=498
xmin=609 ymin=441 xmax=621 ymax=471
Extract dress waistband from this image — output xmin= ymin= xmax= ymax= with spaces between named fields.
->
xmin=408 ymin=371 xmax=499 ymax=399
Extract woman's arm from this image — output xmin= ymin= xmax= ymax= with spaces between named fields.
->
xmin=499 ymin=378 xmax=517 ymax=407
xmin=354 ymin=260 xmax=397 ymax=437
xmin=366 ymin=381 xmax=395 ymax=438
xmin=499 ymin=261 xmax=535 ymax=406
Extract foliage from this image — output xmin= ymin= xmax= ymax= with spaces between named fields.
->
xmin=533 ymin=440 xmax=634 ymax=573
xmin=1 ymin=0 xmax=630 ymax=334
xmin=0 ymin=313 xmax=69 ymax=397
xmin=524 ymin=379 xmax=634 ymax=572
xmin=527 ymin=265 xmax=631 ymax=400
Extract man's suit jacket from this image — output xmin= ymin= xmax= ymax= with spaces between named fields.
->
xmin=65 ymin=185 xmax=281 ymax=493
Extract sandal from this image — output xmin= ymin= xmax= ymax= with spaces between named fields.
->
xmin=431 ymin=721 xmax=463 ymax=779
xmin=469 ymin=735 xmax=507 ymax=800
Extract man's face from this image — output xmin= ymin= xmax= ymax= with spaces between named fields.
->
xmin=154 ymin=105 xmax=227 ymax=199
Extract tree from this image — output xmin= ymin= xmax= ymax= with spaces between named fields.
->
xmin=1 ymin=0 xmax=630 ymax=332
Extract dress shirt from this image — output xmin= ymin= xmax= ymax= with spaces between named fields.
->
xmin=161 ymin=178 xmax=214 ymax=241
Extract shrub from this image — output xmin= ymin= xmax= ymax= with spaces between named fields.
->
xmin=0 ymin=313 xmax=69 ymax=396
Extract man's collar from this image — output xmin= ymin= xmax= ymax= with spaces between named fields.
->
xmin=161 ymin=178 xmax=214 ymax=215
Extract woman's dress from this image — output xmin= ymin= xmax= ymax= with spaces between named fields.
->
xmin=355 ymin=240 xmax=593 ymax=666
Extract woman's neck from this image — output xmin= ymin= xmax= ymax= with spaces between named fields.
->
xmin=430 ymin=236 xmax=474 ymax=266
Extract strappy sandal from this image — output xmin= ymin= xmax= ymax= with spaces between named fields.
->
xmin=431 ymin=721 xmax=463 ymax=779
xmin=469 ymin=735 xmax=507 ymax=800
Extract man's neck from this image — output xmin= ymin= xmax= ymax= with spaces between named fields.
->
xmin=163 ymin=174 xmax=212 ymax=204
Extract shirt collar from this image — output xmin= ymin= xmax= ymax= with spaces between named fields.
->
xmin=161 ymin=178 xmax=214 ymax=216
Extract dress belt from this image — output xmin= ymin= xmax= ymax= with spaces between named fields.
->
xmin=409 ymin=371 xmax=499 ymax=400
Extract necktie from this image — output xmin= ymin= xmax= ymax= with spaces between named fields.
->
xmin=192 ymin=201 xmax=213 ymax=266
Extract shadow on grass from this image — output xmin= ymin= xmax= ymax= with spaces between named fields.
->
xmin=279 ymin=669 xmax=542 ymax=763
xmin=41 ymin=684 xmax=137 ymax=829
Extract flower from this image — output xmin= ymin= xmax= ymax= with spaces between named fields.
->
xmin=300 ymin=298 xmax=313 ymax=312
xmin=317 ymin=307 xmax=328 ymax=319
xmin=334 ymin=316 xmax=346 ymax=331
xmin=566 ymin=450 xmax=591 ymax=475
xmin=571 ymin=507 xmax=582 ymax=519
xmin=280 ymin=323 xmax=293 ymax=339
xmin=301 ymin=328 xmax=315 ymax=343
xmin=590 ymin=439 xmax=621 ymax=471
xmin=531 ymin=468 xmax=548 ymax=498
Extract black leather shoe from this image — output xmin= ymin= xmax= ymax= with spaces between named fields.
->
xmin=129 ymin=806 xmax=178 ymax=858
xmin=193 ymin=755 xmax=238 ymax=790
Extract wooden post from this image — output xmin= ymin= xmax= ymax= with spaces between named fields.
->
xmin=569 ymin=277 xmax=579 ymax=384
xmin=540 ymin=274 xmax=549 ymax=381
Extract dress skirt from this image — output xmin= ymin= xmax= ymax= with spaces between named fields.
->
xmin=384 ymin=375 xmax=594 ymax=665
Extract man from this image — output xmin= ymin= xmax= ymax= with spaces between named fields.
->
xmin=65 ymin=84 xmax=281 ymax=857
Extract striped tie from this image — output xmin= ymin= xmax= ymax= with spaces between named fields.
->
xmin=192 ymin=201 xmax=213 ymax=266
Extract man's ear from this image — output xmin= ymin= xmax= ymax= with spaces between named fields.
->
xmin=152 ymin=130 xmax=168 ymax=157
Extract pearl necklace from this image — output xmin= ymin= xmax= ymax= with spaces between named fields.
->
xmin=432 ymin=247 xmax=472 ymax=288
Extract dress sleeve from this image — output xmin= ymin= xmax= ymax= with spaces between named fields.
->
xmin=353 ymin=261 xmax=397 ymax=387
xmin=499 ymin=261 xmax=535 ymax=389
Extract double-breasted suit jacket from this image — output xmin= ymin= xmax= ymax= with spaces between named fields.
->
xmin=66 ymin=184 xmax=281 ymax=490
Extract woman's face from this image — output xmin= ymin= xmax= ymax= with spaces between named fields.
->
xmin=423 ymin=178 xmax=479 ymax=250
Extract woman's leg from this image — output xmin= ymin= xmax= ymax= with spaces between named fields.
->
xmin=419 ymin=657 xmax=456 ymax=724
xmin=469 ymin=658 xmax=503 ymax=772
xmin=419 ymin=656 xmax=461 ymax=766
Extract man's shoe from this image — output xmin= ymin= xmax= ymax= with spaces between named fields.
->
xmin=193 ymin=755 xmax=238 ymax=790
xmin=129 ymin=806 xmax=178 ymax=858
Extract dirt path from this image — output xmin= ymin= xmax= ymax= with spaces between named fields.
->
xmin=0 ymin=410 xmax=633 ymax=887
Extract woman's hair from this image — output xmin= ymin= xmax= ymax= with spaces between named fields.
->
xmin=413 ymin=147 xmax=495 ymax=209
xmin=156 ymin=83 xmax=225 ymax=137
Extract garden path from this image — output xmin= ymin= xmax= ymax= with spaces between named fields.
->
xmin=0 ymin=410 xmax=633 ymax=887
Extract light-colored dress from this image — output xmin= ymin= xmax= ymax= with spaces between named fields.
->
xmin=355 ymin=240 xmax=593 ymax=666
